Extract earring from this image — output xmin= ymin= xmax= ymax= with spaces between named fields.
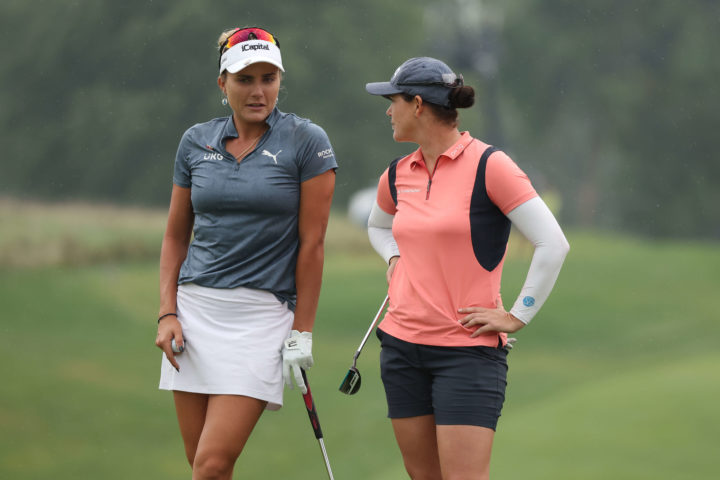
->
xmin=221 ymin=97 xmax=228 ymax=106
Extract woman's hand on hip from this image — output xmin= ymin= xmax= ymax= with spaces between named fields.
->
xmin=458 ymin=304 xmax=525 ymax=337
xmin=156 ymin=316 xmax=184 ymax=371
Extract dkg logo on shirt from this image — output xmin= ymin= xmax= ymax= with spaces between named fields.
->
xmin=203 ymin=144 xmax=223 ymax=161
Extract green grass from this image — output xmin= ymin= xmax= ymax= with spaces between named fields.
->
xmin=1 ymin=207 xmax=719 ymax=478
xmin=494 ymin=353 xmax=720 ymax=479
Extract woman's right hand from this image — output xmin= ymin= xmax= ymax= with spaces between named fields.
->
xmin=156 ymin=316 xmax=184 ymax=372
xmin=386 ymin=256 xmax=399 ymax=284
xmin=157 ymin=186 xmax=193 ymax=373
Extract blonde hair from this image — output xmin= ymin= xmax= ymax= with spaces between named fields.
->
xmin=217 ymin=28 xmax=237 ymax=48
xmin=217 ymin=29 xmax=237 ymax=78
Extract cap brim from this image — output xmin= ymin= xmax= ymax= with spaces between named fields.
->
xmin=226 ymin=57 xmax=285 ymax=74
xmin=365 ymin=81 xmax=402 ymax=96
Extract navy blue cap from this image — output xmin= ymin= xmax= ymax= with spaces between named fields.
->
xmin=365 ymin=57 xmax=463 ymax=108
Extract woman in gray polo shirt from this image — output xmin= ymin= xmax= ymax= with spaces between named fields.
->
xmin=155 ymin=26 xmax=337 ymax=478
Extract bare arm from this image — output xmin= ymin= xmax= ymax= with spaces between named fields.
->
xmin=293 ymin=170 xmax=336 ymax=332
xmin=156 ymin=185 xmax=194 ymax=369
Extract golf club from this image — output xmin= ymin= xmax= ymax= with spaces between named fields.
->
xmin=301 ymin=369 xmax=335 ymax=480
xmin=338 ymin=295 xmax=389 ymax=395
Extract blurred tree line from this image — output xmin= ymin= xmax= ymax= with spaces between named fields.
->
xmin=1 ymin=0 xmax=717 ymax=238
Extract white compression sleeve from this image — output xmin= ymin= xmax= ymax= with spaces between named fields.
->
xmin=506 ymin=196 xmax=570 ymax=324
xmin=367 ymin=200 xmax=400 ymax=264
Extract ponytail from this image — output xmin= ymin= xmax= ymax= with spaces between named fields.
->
xmin=448 ymin=86 xmax=475 ymax=109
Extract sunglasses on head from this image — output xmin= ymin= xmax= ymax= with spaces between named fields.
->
xmin=219 ymin=27 xmax=280 ymax=57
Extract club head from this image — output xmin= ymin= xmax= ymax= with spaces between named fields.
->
xmin=338 ymin=366 xmax=362 ymax=395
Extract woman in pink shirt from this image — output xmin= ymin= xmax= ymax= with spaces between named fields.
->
xmin=365 ymin=57 xmax=569 ymax=479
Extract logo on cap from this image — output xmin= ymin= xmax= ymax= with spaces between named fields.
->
xmin=242 ymin=43 xmax=270 ymax=52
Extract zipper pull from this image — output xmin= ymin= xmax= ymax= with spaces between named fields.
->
xmin=426 ymin=179 xmax=432 ymax=200
xmin=206 ymin=144 xmax=215 ymax=151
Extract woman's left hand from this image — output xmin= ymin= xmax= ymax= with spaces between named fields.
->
xmin=386 ymin=256 xmax=399 ymax=285
xmin=458 ymin=305 xmax=526 ymax=337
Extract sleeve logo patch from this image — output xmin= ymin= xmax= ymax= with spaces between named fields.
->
xmin=317 ymin=148 xmax=334 ymax=159
xmin=522 ymin=296 xmax=535 ymax=307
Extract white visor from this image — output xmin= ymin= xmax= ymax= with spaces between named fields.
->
xmin=219 ymin=40 xmax=284 ymax=74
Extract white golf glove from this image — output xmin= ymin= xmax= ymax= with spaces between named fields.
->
xmin=282 ymin=330 xmax=313 ymax=394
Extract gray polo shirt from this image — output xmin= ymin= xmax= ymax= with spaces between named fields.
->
xmin=173 ymin=108 xmax=337 ymax=309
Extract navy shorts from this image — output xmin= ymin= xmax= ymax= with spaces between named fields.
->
xmin=377 ymin=329 xmax=508 ymax=430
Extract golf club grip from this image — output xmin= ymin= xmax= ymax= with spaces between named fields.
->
xmin=301 ymin=369 xmax=323 ymax=439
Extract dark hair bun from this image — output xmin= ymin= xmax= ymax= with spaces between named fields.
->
xmin=449 ymin=86 xmax=475 ymax=109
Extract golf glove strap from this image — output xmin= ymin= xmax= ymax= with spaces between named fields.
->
xmin=282 ymin=330 xmax=313 ymax=394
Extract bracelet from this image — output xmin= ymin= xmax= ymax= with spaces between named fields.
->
xmin=157 ymin=312 xmax=177 ymax=324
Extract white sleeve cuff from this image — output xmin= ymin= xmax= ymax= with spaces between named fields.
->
xmin=367 ymin=200 xmax=399 ymax=264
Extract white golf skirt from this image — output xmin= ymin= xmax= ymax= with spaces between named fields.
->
xmin=158 ymin=283 xmax=294 ymax=410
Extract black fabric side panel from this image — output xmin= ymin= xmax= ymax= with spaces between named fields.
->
xmin=388 ymin=156 xmax=402 ymax=206
xmin=469 ymin=146 xmax=511 ymax=271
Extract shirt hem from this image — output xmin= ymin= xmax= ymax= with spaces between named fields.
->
xmin=378 ymin=318 xmax=506 ymax=348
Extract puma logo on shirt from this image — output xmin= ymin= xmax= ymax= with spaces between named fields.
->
xmin=262 ymin=149 xmax=282 ymax=164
